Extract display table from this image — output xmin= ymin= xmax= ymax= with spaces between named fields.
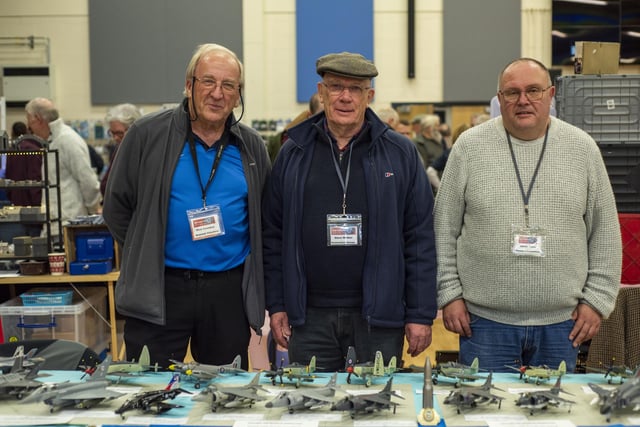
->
xmin=0 ymin=271 xmax=120 ymax=360
xmin=0 ymin=370 xmax=637 ymax=426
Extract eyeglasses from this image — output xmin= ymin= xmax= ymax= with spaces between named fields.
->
xmin=499 ymin=85 xmax=552 ymax=103
xmin=108 ymin=130 xmax=125 ymax=138
xmin=322 ymin=82 xmax=370 ymax=97
xmin=194 ymin=77 xmax=239 ymax=94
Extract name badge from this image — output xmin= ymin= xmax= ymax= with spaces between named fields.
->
xmin=511 ymin=225 xmax=546 ymax=257
xmin=187 ymin=205 xmax=225 ymax=241
xmin=326 ymin=214 xmax=363 ymax=246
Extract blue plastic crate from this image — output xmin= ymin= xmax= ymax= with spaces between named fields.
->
xmin=20 ymin=290 xmax=73 ymax=306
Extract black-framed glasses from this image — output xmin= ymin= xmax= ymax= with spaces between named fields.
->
xmin=194 ymin=76 xmax=239 ymax=94
xmin=499 ymin=85 xmax=552 ymax=103
xmin=321 ymin=82 xmax=370 ymax=97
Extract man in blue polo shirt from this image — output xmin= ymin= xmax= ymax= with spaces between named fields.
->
xmin=103 ymin=44 xmax=270 ymax=368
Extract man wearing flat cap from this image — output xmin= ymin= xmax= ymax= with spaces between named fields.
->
xmin=263 ymin=51 xmax=437 ymax=371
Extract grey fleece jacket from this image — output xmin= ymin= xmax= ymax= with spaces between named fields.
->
xmin=103 ymin=100 xmax=270 ymax=334
xmin=435 ymin=116 xmax=621 ymax=325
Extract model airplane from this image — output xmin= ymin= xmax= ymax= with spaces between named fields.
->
xmin=443 ymin=372 xmax=505 ymax=414
xmin=506 ymin=360 xmax=566 ymax=385
xmin=589 ymin=372 xmax=640 ymax=422
xmin=115 ymin=373 xmax=191 ymax=418
xmin=331 ymin=377 xmax=404 ymax=419
xmin=82 ymin=345 xmax=158 ymax=380
xmin=266 ymin=372 xmax=338 ymax=413
xmin=192 ymin=372 xmax=267 ymax=412
xmin=432 ymin=357 xmax=485 ymax=387
xmin=587 ymin=359 xmax=637 ymax=384
xmin=21 ymin=355 xmax=124 ymax=412
xmin=265 ymin=356 xmax=317 ymax=387
xmin=515 ymin=375 xmax=575 ymax=415
xmin=168 ymin=355 xmax=245 ymax=388
xmin=0 ymin=355 xmax=45 ymax=400
xmin=0 ymin=346 xmax=41 ymax=374
xmin=344 ymin=346 xmax=397 ymax=387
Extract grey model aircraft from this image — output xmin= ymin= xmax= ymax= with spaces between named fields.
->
xmin=0 ymin=346 xmax=41 ymax=374
xmin=344 ymin=347 xmax=397 ymax=387
xmin=432 ymin=357 xmax=486 ymax=387
xmin=587 ymin=359 xmax=638 ymax=384
xmin=515 ymin=375 xmax=575 ymax=415
xmin=192 ymin=372 xmax=266 ymax=412
xmin=168 ymin=355 xmax=245 ymax=388
xmin=443 ymin=372 xmax=505 ymax=414
xmin=589 ymin=372 xmax=640 ymax=422
xmin=331 ymin=377 xmax=404 ymax=419
xmin=21 ymin=355 xmax=124 ymax=412
xmin=115 ymin=373 xmax=191 ymax=418
xmin=0 ymin=355 xmax=45 ymax=400
xmin=266 ymin=372 xmax=338 ymax=413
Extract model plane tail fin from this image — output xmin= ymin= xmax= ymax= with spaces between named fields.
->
xmin=558 ymin=360 xmax=567 ymax=376
xmin=373 ymin=351 xmax=385 ymax=376
xmin=387 ymin=356 xmax=397 ymax=374
xmin=345 ymin=346 xmax=357 ymax=370
xmin=308 ymin=355 xmax=316 ymax=373
xmin=166 ymin=373 xmax=181 ymax=390
xmin=231 ymin=355 xmax=242 ymax=369
xmin=470 ymin=357 xmax=480 ymax=373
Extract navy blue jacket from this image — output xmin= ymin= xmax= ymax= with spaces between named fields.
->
xmin=263 ymin=108 xmax=437 ymax=328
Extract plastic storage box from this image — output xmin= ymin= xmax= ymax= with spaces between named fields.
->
xmin=556 ymin=74 xmax=640 ymax=145
xmin=0 ymin=287 xmax=108 ymax=353
xmin=20 ymin=290 xmax=73 ymax=306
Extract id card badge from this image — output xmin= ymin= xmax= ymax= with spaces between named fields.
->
xmin=326 ymin=214 xmax=363 ymax=246
xmin=186 ymin=205 xmax=225 ymax=241
xmin=511 ymin=225 xmax=546 ymax=257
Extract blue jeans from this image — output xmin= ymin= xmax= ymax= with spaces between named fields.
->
xmin=459 ymin=314 xmax=579 ymax=373
xmin=288 ymin=307 xmax=404 ymax=372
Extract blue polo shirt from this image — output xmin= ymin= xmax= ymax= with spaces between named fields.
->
xmin=164 ymin=135 xmax=249 ymax=272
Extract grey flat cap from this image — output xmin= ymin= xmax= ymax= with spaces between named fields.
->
xmin=316 ymin=52 xmax=378 ymax=79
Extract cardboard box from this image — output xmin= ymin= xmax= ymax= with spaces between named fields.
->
xmin=0 ymin=287 xmax=108 ymax=353
xmin=574 ymin=41 xmax=620 ymax=75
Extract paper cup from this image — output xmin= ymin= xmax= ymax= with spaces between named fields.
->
xmin=48 ymin=252 xmax=66 ymax=275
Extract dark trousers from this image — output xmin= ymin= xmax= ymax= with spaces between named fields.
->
xmin=288 ymin=306 xmax=404 ymax=372
xmin=123 ymin=265 xmax=250 ymax=370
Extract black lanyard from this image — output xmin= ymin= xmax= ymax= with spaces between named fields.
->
xmin=187 ymin=132 xmax=228 ymax=208
xmin=506 ymin=126 xmax=549 ymax=228
xmin=329 ymin=140 xmax=355 ymax=215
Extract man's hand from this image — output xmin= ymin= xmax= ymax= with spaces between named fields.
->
xmin=269 ymin=311 xmax=291 ymax=349
xmin=405 ymin=323 xmax=432 ymax=357
xmin=442 ymin=299 xmax=472 ymax=337
xmin=570 ymin=303 xmax=602 ymax=347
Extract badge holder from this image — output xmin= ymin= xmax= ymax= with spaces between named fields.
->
xmin=326 ymin=214 xmax=363 ymax=247
xmin=187 ymin=205 xmax=225 ymax=241
xmin=511 ymin=224 xmax=546 ymax=257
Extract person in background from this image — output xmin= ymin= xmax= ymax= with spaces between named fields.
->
xmin=396 ymin=119 xmax=414 ymax=139
xmin=103 ymin=43 xmax=270 ymax=369
xmin=25 ymin=98 xmax=102 ymax=240
xmin=376 ymin=106 xmax=400 ymax=129
xmin=264 ymin=51 xmax=437 ymax=371
xmin=11 ymin=121 xmax=28 ymax=141
xmin=100 ymin=103 xmax=142 ymax=195
xmin=413 ymin=114 xmax=444 ymax=169
xmin=5 ymin=121 xmax=45 ymax=209
xmin=410 ymin=114 xmax=426 ymax=138
xmin=426 ymin=123 xmax=469 ymax=191
xmin=434 ymin=58 xmax=621 ymax=373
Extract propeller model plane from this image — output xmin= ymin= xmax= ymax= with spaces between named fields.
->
xmin=589 ymin=371 xmax=640 ymax=423
xmin=265 ymin=372 xmax=339 ymax=413
xmin=506 ymin=360 xmax=566 ymax=385
xmin=443 ymin=372 xmax=505 ymax=414
xmin=21 ymin=355 xmax=124 ymax=412
xmin=115 ymin=373 xmax=191 ymax=418
xmin=432 ymin=357 xmax=486 ymax=387
xmin=265 ymin=356 xmax=317 ymax=387
xmin=344 ymin=346 xmax=397 ymax=387
xmin=587 ymin=359 xmax=637 ymax=384
xmin=331 ymin=376 xmax=404 ymax=419
xmin=83 ymin=345 xmax=158 ymax=380
xmin=168 ymin=355 xmax=245 ymax=388
xmin=192 ymin=372 xmax=267 ymax=412
xmin=515 ymin=375 xmax=575 ymax=415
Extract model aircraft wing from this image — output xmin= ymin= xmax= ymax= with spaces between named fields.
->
xmin=298 ymin=389 xmax=334 ymax=403
xmin=62 ymin=387 xmax=124 ymax=400
xmin=225 ymin=388 xmax=266 ymax=401
xmin=360 ymin=394 xmax=396 ymax=407
xmin=455 ymin=372 xmax=486 ymax=381
xmin=190 ymin=369 xmax=218 ymax=380
xmin=587 ymin=383 xmax=611 ymax=400
xmin=471 ymin=389 xmax=505 ymax=401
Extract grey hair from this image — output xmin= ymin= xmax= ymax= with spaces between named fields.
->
xmin=25 ymin=98 xmax=59 ymax=123
xmin=183 ymin=43 xmax=244 ymax=97
xmin=497 ymin=57 xmax=552 ymax=91
xmin=105 ymin=103 xmax=142 ymax=127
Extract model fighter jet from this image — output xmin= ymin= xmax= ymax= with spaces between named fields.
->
xmin=331 ymin=377 xmax=404 ymax=419
xmin=266 ymin=373 xmax=339 ymax=413
xmin=589 ymin=371 xmax=640 ymax=422
xmin=506 ymin=360 xmax=566 ymax=385
xmin=515 ymin=375 xmax=575 ymax=415
xmin=192 ymin=372 xmax=267 ymax=412
xmin=265 ymin=355 xmax=317 ymax=387
xmin=344 ymin=346 xmax=397 ymax=387
xmin=115 ymin=373 xmax=191 ymax=418
xmin=0 ymin=346 xmax=40 ymax=374
xmin=168 ymin=355 xmax=245 ymax=388
xmin=443 ymin=372 xmax=505 ymax=414
xmin=21 ymin=355 xmax=124 ymax=412
xmin=0 ymin=355 xmax=45 ymax=400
